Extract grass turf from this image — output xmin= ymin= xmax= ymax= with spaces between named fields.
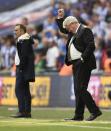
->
xmin=0 ymin=106 xmax=111 ymax=131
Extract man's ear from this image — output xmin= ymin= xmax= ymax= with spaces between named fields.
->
xmin=20 ymin=28 xmax=24 ymax=34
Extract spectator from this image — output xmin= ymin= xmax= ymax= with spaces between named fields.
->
xmin=46 ymin=38 xmax=60 ymax=72
xmin=35 ymin=52 xmax=46 ymax=74
xmin=0 ymin=35 xmax=16 ymax=69
xmin=21 ymin=17 xmax=29 ymax=26
xmin=57 ymin=35 xmax=67 ymax=69
xmin=0 ymin=0 xmax=111 ymax=73
xmin=94 ymin=40 xmax=103 ymax=71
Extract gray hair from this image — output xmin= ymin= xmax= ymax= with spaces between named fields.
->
xmin=63 ymin=16 xmax=78 ymax=28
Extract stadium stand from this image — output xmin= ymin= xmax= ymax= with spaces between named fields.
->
xmin=0 ymin=0 xmax=111 ymax=75
xmin=0 ymin=0 xmax=36 ymax=12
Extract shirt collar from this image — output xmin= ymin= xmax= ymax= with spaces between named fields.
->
xmin=75 ymin=24 xmax=80 ymax=33
xmin=18 ymin=33 xmax=30 ymax=42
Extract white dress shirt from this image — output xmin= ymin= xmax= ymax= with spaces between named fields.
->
xmin=15 ymin=33 xmax=30 ymax=66
xmin=68 ymin=24 xmax=82 ymax=61
xmin=15 ymin=50 xmax=20 ymax=66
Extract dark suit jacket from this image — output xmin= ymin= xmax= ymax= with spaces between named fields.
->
xmin=56 ymin=18 xmax=96 ymax=70
xmin=16 ymin=37 xmax=35 ymax=82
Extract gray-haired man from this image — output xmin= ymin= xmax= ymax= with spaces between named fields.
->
xmin=56 ymin=9 xmax=102 ymax=121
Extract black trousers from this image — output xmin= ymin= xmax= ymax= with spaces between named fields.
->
xmin=72 ymin=60 xmax=100 ymax=117
xmin=15 ymin=67 xmax=31 ymax=113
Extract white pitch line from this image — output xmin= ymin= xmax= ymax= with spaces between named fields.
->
xmin=1 ymin=118 xmax=111 ymax=124
xmin=62 ymin=124 xmax=111 ymax=130
xmin=0 ymin=122 xmax=111 ymax=130
xmin=7 ymin=107 xmax=111 ymax=112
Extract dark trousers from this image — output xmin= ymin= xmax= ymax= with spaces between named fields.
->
xmin=15 ymin=67 xmax=31 ymax=113
xmin=72 ymin=60 xmax=100 ymax=117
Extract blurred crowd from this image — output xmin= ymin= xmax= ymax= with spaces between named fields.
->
xmin=0 ymin=0 xmax=111 ymax=75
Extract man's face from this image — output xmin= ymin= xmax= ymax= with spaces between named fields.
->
xmin=66 ymin=22 xmax=77 ymax=33
xmin=14 ymin=25 xmax=22 ymax=38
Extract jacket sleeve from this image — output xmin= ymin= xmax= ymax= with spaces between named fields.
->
xmin=81 ymin=28 xmax=95 ymax=62
xmin=56 ymin=18 xmax=68 ymax=34
xmin=19 ymin=40 xmax=31 ymax=70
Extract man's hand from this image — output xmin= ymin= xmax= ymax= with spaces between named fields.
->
xmin=57 ymin=9 xmax=65 ymax=19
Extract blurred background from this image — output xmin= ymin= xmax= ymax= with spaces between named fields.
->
xmin=0 ymin=0 xmax=111 ymax=108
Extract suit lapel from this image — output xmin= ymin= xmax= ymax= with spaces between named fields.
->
xmin=66 ymin=25 xmax=84 ymax=49
xmin=72 ymin=24 xmax=84 ymax=44
xmin=75 ymin=24 xmax=84 ymax=38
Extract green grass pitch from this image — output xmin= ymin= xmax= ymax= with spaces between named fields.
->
xmin=0 ymin=106 xmax=111 ymax=131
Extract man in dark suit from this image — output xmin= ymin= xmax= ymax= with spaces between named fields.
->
xmin=56 ymin=9 xmax=102 ymax=121
xmin=13 ymin=24 xmax=35 ymax=118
